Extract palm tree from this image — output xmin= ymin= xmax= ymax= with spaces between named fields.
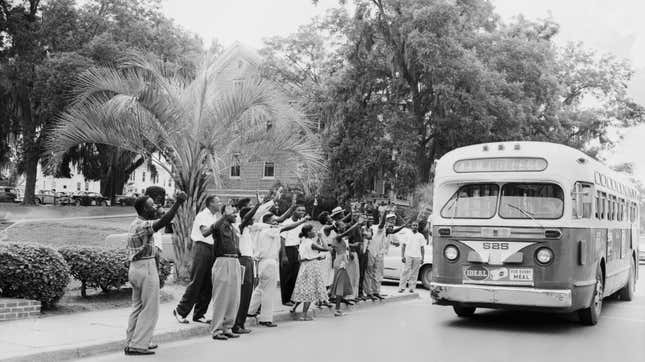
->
xmin=45 ymin=51 xmax=324 ymax=278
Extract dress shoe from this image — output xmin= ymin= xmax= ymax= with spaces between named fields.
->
xmin=375 ymin=294 xmax=385 ymax=300
xmin=173 ymin=309 xmax=189 ymax=324
xmin=258 ymin=321 xmax=278 ymax=327
xmin=124 ymin=347 xmax=155 ymax=355
xmin=193 ymin=316 xmax=211 ymax=324
xmin=212 ymin=334 xmax=228 ymax=341
xmin=148 ymin=344 xmax=158 ymax=350
xmin=232 ymin=327 xmax=252 ymax=334
xmin=223 ymin=331 xmax=240 ymax=338
xmin=283 ymin=301 xmax=295 ymax=307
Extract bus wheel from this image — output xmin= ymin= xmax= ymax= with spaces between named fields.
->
xmin=618 ymin=257 xmax=636 ymax=302
xmin=420 ymin=265 xmax=432 ymax=289
xmin=578 ymin=265 xmax=604 ymax=326
xmin=453 ymin=305 xmax=476 ymax=317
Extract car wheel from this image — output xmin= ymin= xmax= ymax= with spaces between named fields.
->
xmin=34 ymin=198 xmax=41 ymax=205
xmin=419 ymin=264 xmax=432 ymax=289
xmin=453 ymin=305 xmax=476 ymax=317
xmin=618 ymin=257 xmax=636 ymax=302
xmin=101 ymin=200 xmax=107 ymax=207
xmin=578 ymin=264 xmax=604 ymax=326
xmin=75 ymin=199 xmax=81 ymax=207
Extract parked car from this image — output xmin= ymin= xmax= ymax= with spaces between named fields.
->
xmin=71 ymin=191 xmax=109 ymax=206
xmin=382 ymin=228 xmax=433 ymax=289
xmin=115 ymin=193 xmax=139 ymax=206
xmin=55 ymin=192 xmax=72 ymax=205
xmin=34 ymin=190 xmax=58 ymax=205
xmin=0 ymin=187 xmax=17 ymax=203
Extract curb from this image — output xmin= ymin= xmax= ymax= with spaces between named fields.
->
xmin=2 ymin=293 xmax=420 ymax=362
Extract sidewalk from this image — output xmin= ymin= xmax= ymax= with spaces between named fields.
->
xmin=0 ymin=285 xmax=420 ymax=362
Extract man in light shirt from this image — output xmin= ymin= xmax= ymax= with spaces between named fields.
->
xmin=173 ymin=195 xmax=222 ymax=324
xmin=248 ymin=213 xmax=309 ymax=327
xmin=398 ymin=221 xmax=426 ymax=293
xmin=279 ymin=202 xmax=307 ymax=306
xmin=364 ymin=211 xmax=405 ymax=300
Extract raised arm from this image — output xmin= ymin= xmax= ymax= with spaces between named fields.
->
xmin=152 ymin=192 xmax=186 ymax=232
xmin=378 ymin=210 xmax=387 ymax=229
xmin=240 ymin=194 xmax=263 ymax=233
xmin=279 ymin=216 xmax=310 ymax=232
xmin=338 ymin=219 xmax=363 ymax=239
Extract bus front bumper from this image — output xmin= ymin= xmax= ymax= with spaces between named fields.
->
xmin=430 ymin=283 xmax=572 ymax=308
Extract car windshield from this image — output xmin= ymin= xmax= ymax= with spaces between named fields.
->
xmin=499 ymin=183 xmax=564 ymax=219
xmin=440 ymin=184 xmax=499 ymax=219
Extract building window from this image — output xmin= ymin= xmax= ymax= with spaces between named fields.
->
xmin=63 ymin=185 xmax=67 ymax=189
xmin=263 ymin=162 xmax=275 ymax=178
xmin=142 ymin=171 xmax=146 ymax=182
xmin=77 ymin=182 xmax=81 ymax=191
xmin=84 ymin=182 xmax=89 ymax=191
xmin=129 ymin=172 xmax=135 ymax=182
xmin=231 ymin=154 xmax=241 ymax=178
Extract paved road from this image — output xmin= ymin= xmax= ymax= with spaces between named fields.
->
xmin=85 ymin=266 xmax=645 ymax=362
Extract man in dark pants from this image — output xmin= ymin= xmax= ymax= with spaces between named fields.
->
xmin=357 ymin=216 xmax=373 ymax=300
xmin=173 ymin=196 xmax=222 ymax=324
xmin=279 ymin=203 xmax=306 ymax=306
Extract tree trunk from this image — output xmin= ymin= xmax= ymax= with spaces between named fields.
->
xmin=22 ymin=149 xmax=39 ymax=205
xmin=172 ymin=198 xmax=196 ymax=281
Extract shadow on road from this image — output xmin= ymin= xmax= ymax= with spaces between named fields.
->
xmin=442 ymin=300 xmax=626 ymax=333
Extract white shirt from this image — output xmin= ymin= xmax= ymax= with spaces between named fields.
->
xmin=281 ymin=218 xmax=303 ymax=247
xmin=368 ymin=225 xmax=389 ymax=257
xmin=190 ymin=208 xmax=219 ymax=245
xmin=403 ymin=230 xmax=426 ymax=258
xmin=238 ymin=227 xmax=254 ymax=257
xmin=298 ymin=237 xmax=320 ymax=260
xmin=254 ymin=224 xmax=282 ymax=260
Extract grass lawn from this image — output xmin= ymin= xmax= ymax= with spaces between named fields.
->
xmin=4 ymin=217 xmax=132 ymax=248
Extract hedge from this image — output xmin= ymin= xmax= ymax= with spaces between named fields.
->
xmin=59 ymin=246 xmax=173 ymax=297
xmin=0 ymin=243 xmax=70 ymax=309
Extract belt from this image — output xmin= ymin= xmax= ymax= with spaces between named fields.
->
xmin=221 ymin=254 xmax=239 ymax=258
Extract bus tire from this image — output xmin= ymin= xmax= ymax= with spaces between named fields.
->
xmin=578 ymin=264 xmax=604 ymax=326
xmin=453 ymin=305 xmax=476 ymax=317
xmin=618 ymin=257 xmax=636 ymax=302
xmin=420 ymin=264 xmax=432 ymax=289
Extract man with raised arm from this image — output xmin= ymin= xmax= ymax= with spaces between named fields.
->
xmin=248 ymin=211 xmax=310 ymax=327
xmin=124 ymin=191 xmax=187 ymax=356
xmin=173 ymin=195 xmax=222 ymax=324
xmin=363 ymin=210 xmax=405 ymax=301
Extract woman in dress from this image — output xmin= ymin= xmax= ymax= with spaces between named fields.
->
xmin=326 ymin=217 xmax=364 ymax=316
xmin=290 ymin=224 xmax=330 ymax=320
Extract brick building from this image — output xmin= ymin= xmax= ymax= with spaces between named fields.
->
xmin=207 ymin=43 xmax=301 ymax=203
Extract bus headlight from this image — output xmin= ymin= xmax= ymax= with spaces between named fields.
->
xmin=535 ymin=247 xmax=554 ymax=264
xmin=444 ymin=245 xmax=459 ymax=261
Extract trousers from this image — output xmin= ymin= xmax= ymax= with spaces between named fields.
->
xmin=358 ymin=251 xmax=368 ymax=296
xmin=210 ymin=257 xmax=241 ymax=335
xmin=234 ymin=256 xmax=254 ymax=329
xmin=399 ymin=257 xmax=422 ymax=291
xmin=346 ymin=251 xmax=360 ymax=298
xmin=279 ymin=246 xmax=300 ymax=304
xmin=249 ymin=259 xmax=277 ymax=323
xmin=363 ymin=253 xmax=384 ymax=295
xmin=176 ymin=241 xmax=213 ymax=320
xmin=126 ymin=259 xmax=159 ymax=350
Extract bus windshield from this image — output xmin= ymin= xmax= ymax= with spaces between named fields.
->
xmin=440 ymin=184 xmax=499 ymax=219
xmin=499 ymin=183 xmax=564 ymax=219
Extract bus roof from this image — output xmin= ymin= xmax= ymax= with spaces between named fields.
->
xmin=434 ymin=141 xmax=638 ymax=197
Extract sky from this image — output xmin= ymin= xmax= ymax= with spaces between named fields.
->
xmin=161 ymin=0 xmax=645 ymax=180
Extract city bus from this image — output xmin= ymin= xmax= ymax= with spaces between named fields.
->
xmin=429 ymin=141 xmax=639 ymax=325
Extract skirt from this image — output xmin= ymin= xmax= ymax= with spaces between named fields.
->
xmin=320 ymin=252 xmax=334 ymax=287
xmin=291 ymin=260 xmax=328 ymax=303
xmin=329 ymin=267 xmax=353 ymax=298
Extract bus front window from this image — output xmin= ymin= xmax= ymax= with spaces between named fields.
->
xmin=499 ymin=183 xmax=564 ymax=219
xmin=440 ymin=184 xmax=499 ymax=219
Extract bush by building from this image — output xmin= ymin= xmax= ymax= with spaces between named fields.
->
xmin=0 ymin=243 xmax=70 ymax=309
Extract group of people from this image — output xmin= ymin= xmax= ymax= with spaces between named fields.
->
xmin=122 ymin=187 xmax=428 ymax=355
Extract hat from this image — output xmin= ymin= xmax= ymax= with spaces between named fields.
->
xmin=330 ymin=207 xmax=344 ymax=217
xmin=385 ymin=213 xmax=396 ymax=219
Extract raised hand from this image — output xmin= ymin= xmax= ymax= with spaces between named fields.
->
xmin=291 ymin=192 xmax=298 ymax=205
xmin=175 ymin=191 xmax=187 ymax=204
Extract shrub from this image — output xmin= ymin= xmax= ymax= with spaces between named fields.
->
xmin=0 ymin=243 xmax=70 ymax=309
xmin=59 ymin=246 xmax=173 ymax=296
xmin=59 ymin=247 xmax=129 ymax=297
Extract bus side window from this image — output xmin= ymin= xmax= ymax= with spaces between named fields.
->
xmin=595 ymin=192 xmax=601 ymax=219
xmin=573 ymin=183 xmax=593 ymax=219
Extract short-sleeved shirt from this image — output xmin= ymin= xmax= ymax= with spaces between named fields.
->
xmin=281 ymin=218 xmax=304 ymax=247
xmin=127 ymin=217 xmax=157 ymax=261
xmin=403 ymin=230 xmax=426 ymax=258
xmin=191 ymin=208 xmax=219 ymax=244
xmin=254 ymin=224 xmax=281 ymax=260
xmin=298 ymin=237 xmax=320 ymax=260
